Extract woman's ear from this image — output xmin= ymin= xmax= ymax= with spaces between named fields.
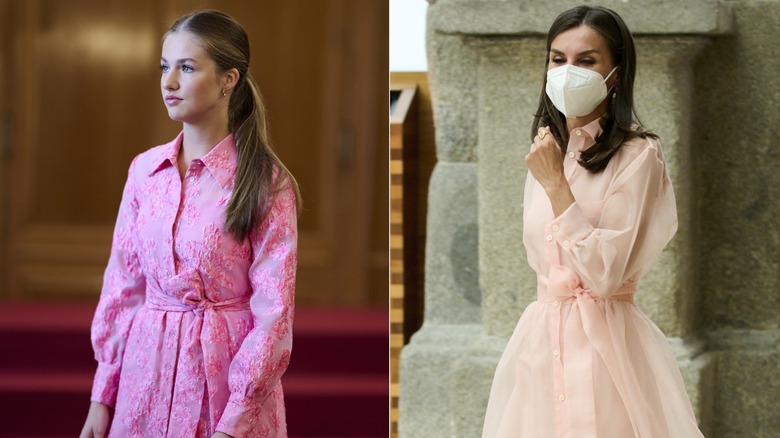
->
xmin=223 ymin=68 xmax=240 ymax=94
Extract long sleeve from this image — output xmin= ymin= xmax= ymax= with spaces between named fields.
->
xmin=90 ymin=156 xmax=147 ymax=406
xmin=548 ymin=138 xmax=677 ymax=297
xmin=217 ymin=184 xmax=298 ymax=435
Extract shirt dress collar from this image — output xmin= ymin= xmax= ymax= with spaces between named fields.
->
xmin=148 ymin=131 xmax=238 ymax=189
xmin=567 ymin=117 xmax=603 ymax=154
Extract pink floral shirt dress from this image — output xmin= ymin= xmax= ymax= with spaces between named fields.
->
xmin=89 ymin=132 xmax=297 ymax=437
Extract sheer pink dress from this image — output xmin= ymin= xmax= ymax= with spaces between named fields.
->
xmin=482 ymin=119 xmax=704 ymax=437
xmin=89 ymin=132 xmax=297 ymax=437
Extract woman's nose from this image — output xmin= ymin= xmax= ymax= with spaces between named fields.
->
xmin=162 ymin=72 xmax=178 ymax=90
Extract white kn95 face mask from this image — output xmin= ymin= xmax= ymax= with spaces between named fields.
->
xmin=545 ymin=64 xmax=618 ymax=118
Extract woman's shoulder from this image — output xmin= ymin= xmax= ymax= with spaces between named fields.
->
xmin=615 ymin=129 xmax=663 ymax=165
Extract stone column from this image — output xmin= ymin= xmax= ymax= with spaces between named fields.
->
xmin=693 ymin=3 xmax=780 ymax=436
xmin=630 ymin=37 xmax=716 ymax=417
xmin=400 ymin=1 xmax=736 ymax=437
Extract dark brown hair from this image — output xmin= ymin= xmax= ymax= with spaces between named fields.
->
xmin=532 ymin=5 xmax=655 ymax=173
xmin=167 ymin=10 xmax=301 ymax=240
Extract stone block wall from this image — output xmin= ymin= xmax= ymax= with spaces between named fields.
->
xmin=694 ymin=2 xmax=780 ymax=436
xmin=400 ymin=1 xmax=780 ymax=437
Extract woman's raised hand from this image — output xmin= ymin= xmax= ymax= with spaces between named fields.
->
xmin=525 ymin=126 xmax=566 ymax=193
xmin=79 ymin=402 xmax=111 ymax=438
xmin=525 ymin=126 xmax=575 ymax=217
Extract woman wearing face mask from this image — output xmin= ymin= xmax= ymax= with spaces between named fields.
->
xmin=80 ymin=10 xmax=299 ymax=438
xmin=481 ymin=6 xmax=704 ymax=438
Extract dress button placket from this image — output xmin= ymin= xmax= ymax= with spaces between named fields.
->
xmin=545 ymin=222 xmax=569 ymax=436
xmin=551 ymin=294 xmax=568 ymax=435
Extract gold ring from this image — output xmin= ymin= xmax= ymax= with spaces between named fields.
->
xmin=538 ymin=128 xmax=547 ymax=140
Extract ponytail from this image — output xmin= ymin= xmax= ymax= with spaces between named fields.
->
xmin=224 ymin=72 xmax=301 ymax=241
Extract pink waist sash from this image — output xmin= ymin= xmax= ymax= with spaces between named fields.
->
xmin=145 ymin=292 xmax=250 ymax=315
xmin=145 ymin=268 xmax=250 ymax=316
xmin=536 ymin=274 xmax=636 ymax=303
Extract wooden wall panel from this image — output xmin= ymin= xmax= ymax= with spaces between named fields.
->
xmin=31 ymin=0 xmax=171 ymax=224
xmin=0 ymin=0 xmax=388 ymax=308
xmin=0 ymin=1 xmax=13 ymax=296
xmin=390 ymin=84 xmax=418 ymax=438
xmin=390 ymin=72 xmax=435 ymax=340
xmin=5 ymin=0 xmax=176 ymax=300
xmin=389 ymin=73 xmax=436 ymax=438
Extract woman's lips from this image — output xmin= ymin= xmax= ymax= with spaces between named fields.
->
xmin=165 ymin=96 xmax=182 ymax=105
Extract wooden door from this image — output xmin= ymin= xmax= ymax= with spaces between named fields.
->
xmin=0 ymin=0 xmax=388 ymax=307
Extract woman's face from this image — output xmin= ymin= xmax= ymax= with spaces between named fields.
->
xmin=160 ymin=31 xmax=226 ymax=125
xmin=548 ymin=24 xmax=617 ymax=88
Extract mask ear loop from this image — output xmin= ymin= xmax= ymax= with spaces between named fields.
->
xmin=602 ymin=66 xmax=618 ymax=83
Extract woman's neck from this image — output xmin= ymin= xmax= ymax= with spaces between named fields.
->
xmin=566 ymin=115 xmax=596 ymax=131
xmin=181 ymin=122 xmax=231 ymax=159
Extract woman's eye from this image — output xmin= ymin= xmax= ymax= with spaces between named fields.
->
xmin=181 ymin=65 xmax=194 ymax=73
xmin=579 ymin=59 xmax=595 ymax=65
xmin=551 ymin=57 xmax=565 ymax=64
xmin=160 ymin=64 xmax=169 ymax=73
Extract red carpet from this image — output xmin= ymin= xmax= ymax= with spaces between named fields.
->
xmin=0 ymin=302 xmax=388 ymax=437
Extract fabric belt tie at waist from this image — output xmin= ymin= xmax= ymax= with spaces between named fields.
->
xmin=146 ymin=293 xmax=251 ymax=316
xmin=143 ymin=268 xmax=251 ymax=429
xmin=145 ymin=268 xmax=251 ymax=315
xmin=540 ymin=264 xmax=641 ymax=438
xmin=536 ymin=275 xmax=636 ymax=304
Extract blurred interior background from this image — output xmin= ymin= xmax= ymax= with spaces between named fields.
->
xmin=0 ymin=0 xmax=388 ymax=436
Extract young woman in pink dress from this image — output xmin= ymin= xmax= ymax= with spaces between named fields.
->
xmin=80 ymin=10 xmax=300 ymax=438
xmin=481 ymin=6 xmax=705 ymax=437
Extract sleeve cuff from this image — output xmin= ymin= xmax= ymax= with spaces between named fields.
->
xmin=90 ymin=361 xmax=121 ymax=407
xmin=215 ymin=393 xmax=254 ymax=436
xmin=549 ymin=202 xmax=593 ymax=250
